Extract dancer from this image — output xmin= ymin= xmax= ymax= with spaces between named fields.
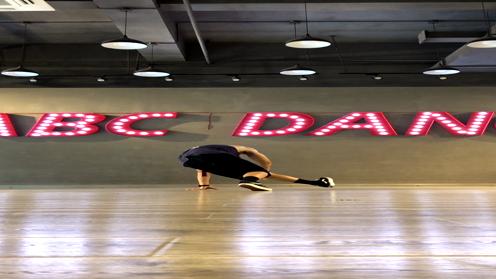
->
xmin=178 ymin=144 xmax=334 ymax=191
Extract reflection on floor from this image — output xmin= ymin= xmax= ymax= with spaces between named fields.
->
xmin=0 ymin=186 xmax=495 ymax=278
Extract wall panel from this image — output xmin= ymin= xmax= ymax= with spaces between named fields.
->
xmin=0 ymin=87 xmax=495 ymax=186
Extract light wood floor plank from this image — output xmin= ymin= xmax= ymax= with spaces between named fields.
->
xmin=0 ymin=186 xmax=495 ymax=278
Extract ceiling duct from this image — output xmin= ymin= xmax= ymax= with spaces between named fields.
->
xmin=0 ymin=0 xmax=54 ymax=12
xmin=418 ymin=30 xmax=486 ymax=44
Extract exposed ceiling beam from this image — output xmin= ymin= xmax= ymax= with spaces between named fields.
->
xmin=182 ymin=0 xmax=210 ymax=64
xmin=92 ymin=0 xmax=185 ymax=62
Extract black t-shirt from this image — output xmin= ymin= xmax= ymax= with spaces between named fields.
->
xmin=178 ymin=145 xmax=239 ymax=163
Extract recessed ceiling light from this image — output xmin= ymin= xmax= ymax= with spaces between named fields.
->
xmin=439 ymin=76 xmax=448 ymax=80
xmin=231 ymin=75 xmax=240 ymax=82
xmin=29 ymin=77 xmax=38 ymax=83
xmin=97 ymin=76 xmax=106 ymax=82
xmin=372 ymin=74 xmax=383 ymax=80
xmin=101 ymin=9 xmax=147 ymax=50
xmin=165 ymin=76 xmax=174 ymax=82
xmin=299 ymin=75 xmax=309 ymax=81
xmin=134 ymin=66 xmax=170 ymax=78
xmin=280 ymin=64 xmax=316 ymax=76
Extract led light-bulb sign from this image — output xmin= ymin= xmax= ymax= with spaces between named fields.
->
xmin=307 ymin=112 xmax=398 ymax=136
xmin=0 ymin=114 xmax=17 ymax=137
xmin=106 ymin=112 xmax=177 ymax=137
xmin=26 ymin=113 xmax=106 ymax=137
xmin=0 ymin=111 xmax=495 ymax=137
xmin=405 ymin=111 xmax=493 ymax=136
xmin=20 ymin=112 xmax=178 ymax=137
xmin=233 ymin=112 xmax=314 ymax=136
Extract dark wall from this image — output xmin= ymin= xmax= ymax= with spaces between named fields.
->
xmin=0 ymin=87 xmax=495 ymax=186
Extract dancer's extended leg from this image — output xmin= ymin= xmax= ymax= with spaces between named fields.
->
xmin=267 ymin=172 xmax=335 ymax=188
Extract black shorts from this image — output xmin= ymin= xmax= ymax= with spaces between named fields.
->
xmin=181 ymin=153 xmax=268 ymax=180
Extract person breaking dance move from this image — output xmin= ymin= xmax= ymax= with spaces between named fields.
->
xmin=178 ymin=144 xmax=335 ymax=191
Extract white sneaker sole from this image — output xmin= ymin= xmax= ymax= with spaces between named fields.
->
xmin=239 ymin=183 xmax=272 ymax=191
xmin=323 ymin=177 xmax=335 ymax=187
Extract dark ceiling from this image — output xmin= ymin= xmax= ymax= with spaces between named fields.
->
xmin=1 ymin=0 xmax=496 ymax=87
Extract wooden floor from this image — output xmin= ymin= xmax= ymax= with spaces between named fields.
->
xmin=0 ymin=186 xmax=496 ymax=278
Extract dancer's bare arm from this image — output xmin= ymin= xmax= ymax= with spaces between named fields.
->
xmin=232 ymin=145 xmax=272 ymax=170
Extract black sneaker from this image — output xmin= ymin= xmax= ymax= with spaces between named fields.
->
xmin=238 ymin=181 xmax=272 ymax=191
xmin=317 ymin=177 xmax=335 ymax=188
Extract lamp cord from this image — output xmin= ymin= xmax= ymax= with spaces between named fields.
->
xmin=127 ymin=50 xmax=131 ymax=74
xmin=431 ymin=21 xmax=443 ymax=64
xmin=331 ymin=35 xmax=347 ymax=72
xmin=304 ymin=1 xmax=309 ymax=35
xmin=293 ymin=21 xmax=297 ymax=39
xmin=124 ymin=9 xmax=128 ymax=36
xmin=21 ymin=23 xmax=27 ymax=65
xmin=151 ymin=43 xmax=154 ymax=65
xmin=481 ymin=1 xmax=492 ymax=35
xmin=135 ymin=52 xmax=140 ymax=70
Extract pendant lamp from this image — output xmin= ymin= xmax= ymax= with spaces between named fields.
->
xmin=134 ymin=43 xmax=170 ymax=77
xmin=101 ymin=9 xmax=148 ymax=50
xmin=285 ymin=2 xmax=330 ymax=49
xmin=2 ymin=23 xmax=39 ymax=77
